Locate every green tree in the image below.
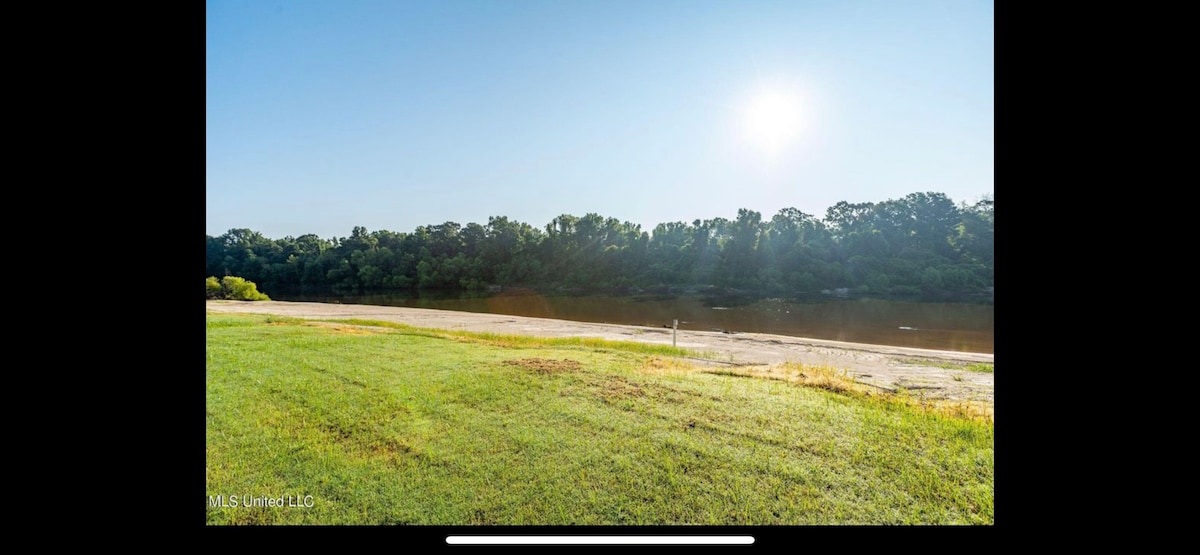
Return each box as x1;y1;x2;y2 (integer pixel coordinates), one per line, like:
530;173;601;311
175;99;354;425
202;191;991;298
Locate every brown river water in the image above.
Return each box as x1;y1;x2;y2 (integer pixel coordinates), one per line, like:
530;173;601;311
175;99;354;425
275;291;994;354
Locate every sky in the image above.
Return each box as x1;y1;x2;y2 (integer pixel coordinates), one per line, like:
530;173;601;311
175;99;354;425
206;0;993;240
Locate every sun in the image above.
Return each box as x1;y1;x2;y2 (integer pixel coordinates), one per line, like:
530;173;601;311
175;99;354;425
741;89;805;156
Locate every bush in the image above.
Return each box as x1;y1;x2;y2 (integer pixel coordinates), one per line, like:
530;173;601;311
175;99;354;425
206;275;270;301
206;276;223;299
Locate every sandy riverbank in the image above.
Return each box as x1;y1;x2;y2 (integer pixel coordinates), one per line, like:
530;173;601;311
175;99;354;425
206;300;993;403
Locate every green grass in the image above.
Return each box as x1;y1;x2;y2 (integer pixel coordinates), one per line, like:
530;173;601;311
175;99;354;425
328;317;697;357
206;313;993;525
900;358;994;373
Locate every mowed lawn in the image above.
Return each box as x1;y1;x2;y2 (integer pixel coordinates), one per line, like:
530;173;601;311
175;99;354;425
205;313;993;525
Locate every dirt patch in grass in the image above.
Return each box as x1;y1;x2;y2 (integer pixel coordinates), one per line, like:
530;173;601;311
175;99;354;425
599;376;647;401
638;355;698;376
320;325;380;335
503;357;582;374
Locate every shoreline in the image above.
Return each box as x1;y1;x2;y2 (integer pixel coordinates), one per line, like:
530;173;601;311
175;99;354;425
206;300;993;403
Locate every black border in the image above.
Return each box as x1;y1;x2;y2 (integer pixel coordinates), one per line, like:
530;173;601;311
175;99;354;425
203;524;994;544
200;0;1010;543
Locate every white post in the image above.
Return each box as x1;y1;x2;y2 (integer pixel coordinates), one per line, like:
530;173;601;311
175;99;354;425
673;319;678;347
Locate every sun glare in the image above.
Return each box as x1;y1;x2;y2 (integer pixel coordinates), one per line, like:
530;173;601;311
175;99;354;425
741;89;805;156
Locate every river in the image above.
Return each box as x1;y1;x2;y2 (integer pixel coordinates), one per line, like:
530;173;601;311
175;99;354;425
273;290;994;354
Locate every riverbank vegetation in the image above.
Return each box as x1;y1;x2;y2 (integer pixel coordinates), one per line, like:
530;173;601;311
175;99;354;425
206;275;270;301
205;191;993;301
206;312;993;525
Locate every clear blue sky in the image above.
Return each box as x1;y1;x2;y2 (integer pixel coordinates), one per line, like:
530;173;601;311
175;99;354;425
207;0;993;240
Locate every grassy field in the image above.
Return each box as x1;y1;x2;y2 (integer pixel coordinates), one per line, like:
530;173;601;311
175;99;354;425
206;313;993;525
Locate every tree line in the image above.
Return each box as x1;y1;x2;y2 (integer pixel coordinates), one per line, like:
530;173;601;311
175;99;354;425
205;191;993;300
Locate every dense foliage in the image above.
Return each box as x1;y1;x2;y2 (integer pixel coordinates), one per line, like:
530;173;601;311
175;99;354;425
205;192;992;299
206;275;271;301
